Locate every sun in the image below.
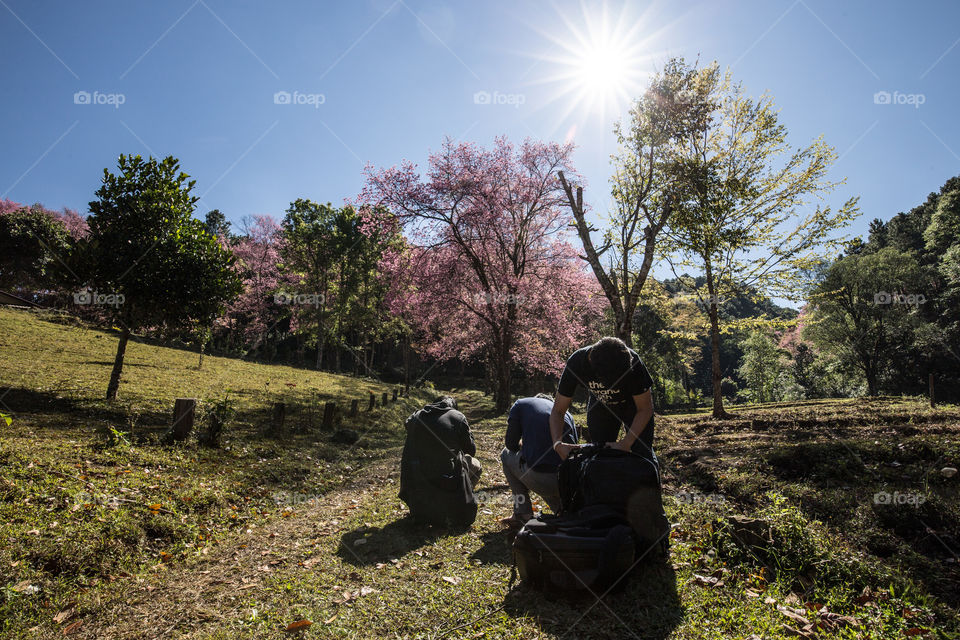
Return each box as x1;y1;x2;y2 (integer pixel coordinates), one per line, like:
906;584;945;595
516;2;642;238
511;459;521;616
533;3;661;124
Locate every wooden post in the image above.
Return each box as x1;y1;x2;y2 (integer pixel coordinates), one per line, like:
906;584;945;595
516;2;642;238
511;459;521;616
271;402;286;437
349;398;359;417
930;373;936;408
322;401;337;430
403;384;409;397
392;388;398;402
368;391;376;411
171;398;196;441
382;391;388;407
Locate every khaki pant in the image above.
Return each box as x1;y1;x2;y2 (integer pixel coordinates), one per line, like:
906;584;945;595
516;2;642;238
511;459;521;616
500;448;562;517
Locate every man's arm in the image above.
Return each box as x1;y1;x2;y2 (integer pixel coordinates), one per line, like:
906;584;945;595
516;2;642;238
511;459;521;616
550;394;578;460
457;412;477;456
504;402;521;451
608;390;653;451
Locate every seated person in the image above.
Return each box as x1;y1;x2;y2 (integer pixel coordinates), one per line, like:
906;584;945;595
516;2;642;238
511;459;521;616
399;397;481;526
500;393;577;526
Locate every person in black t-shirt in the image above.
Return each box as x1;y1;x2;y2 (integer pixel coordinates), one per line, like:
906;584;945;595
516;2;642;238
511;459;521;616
549;336;657;463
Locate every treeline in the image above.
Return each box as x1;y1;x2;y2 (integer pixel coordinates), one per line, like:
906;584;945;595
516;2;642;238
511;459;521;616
3;56;957;410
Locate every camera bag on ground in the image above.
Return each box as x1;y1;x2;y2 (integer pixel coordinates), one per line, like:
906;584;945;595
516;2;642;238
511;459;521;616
512;504;636;592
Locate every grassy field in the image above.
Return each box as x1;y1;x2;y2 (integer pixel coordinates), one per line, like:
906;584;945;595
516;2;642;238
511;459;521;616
1;307;959;639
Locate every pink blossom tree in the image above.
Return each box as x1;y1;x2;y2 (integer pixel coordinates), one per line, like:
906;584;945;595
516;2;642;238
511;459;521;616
218;215;292;354
363;137;604;410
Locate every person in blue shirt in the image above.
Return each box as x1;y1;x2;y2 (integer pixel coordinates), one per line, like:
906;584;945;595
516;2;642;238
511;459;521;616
500;393;577;526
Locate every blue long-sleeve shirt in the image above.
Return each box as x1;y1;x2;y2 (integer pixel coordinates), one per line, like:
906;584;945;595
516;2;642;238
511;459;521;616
505;397;577;471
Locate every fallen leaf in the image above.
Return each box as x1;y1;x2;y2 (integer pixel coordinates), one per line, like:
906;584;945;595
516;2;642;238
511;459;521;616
63;620;83;635
53;608;75;624
442;576;462;585
285;619;312;632
324;615;337;624
777;605;811;627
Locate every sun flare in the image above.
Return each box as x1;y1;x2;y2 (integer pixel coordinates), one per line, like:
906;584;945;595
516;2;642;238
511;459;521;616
533;3;661;125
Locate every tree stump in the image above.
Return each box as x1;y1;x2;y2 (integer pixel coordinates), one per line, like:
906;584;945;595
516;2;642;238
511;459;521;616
171;398;196;442
322;401;337;431
392;388;398;402
349;398;359;417
382;391;388;407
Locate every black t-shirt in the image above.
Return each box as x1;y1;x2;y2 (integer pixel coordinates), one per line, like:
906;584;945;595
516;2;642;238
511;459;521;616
556;346;656;455
557;346;653;413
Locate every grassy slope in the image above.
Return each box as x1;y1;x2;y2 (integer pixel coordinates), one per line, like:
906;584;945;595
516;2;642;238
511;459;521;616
1;308;959;638
0;308;427;636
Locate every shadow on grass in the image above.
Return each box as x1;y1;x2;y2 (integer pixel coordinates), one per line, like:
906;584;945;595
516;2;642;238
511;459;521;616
336;517;468;566
503;559;682;640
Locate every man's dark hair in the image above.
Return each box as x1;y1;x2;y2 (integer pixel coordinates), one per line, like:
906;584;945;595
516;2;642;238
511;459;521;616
588;336;632;385
535;392;553;401
438;396;458;409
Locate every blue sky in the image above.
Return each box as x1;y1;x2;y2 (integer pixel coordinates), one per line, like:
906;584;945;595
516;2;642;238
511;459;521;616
2;0;958;247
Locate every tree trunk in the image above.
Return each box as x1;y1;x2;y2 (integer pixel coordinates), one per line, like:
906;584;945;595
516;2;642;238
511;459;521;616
865;365;877;397
708;304;727;418
106;327;130;400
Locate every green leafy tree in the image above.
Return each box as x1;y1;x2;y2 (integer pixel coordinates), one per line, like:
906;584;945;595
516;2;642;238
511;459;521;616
663;68;859;417
77;154;242;399
280;199;343;369
805;247;926;396
0;205;71;293
559;58;718;345
204;209;232;241
736;329;785;403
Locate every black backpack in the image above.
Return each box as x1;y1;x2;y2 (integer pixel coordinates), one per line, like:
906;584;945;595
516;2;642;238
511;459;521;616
399;448;477;528
512;504;636;592
558;444;669;551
